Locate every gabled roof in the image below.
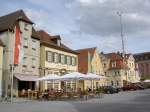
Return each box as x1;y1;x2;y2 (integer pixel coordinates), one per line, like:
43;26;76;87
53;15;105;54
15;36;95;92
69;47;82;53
76;47;96;56
134;52;150;61
105;53;123;61
0;9;33;32
37;30;78;54
103;52;129;70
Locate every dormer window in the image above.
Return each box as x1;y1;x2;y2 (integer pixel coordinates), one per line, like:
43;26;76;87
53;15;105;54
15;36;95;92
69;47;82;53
57;39;61;46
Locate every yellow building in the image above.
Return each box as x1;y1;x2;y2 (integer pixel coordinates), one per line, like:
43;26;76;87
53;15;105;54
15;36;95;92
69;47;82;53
0;40;4;97
77;47;105;90
100;52;140;87
125;54;140;82
38;30;78;90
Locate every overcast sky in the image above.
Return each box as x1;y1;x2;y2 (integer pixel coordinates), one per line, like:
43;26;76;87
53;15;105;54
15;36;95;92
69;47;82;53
0;0;150;53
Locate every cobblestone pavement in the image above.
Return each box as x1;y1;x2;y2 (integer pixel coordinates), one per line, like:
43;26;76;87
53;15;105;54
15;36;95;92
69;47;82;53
0;89;150;112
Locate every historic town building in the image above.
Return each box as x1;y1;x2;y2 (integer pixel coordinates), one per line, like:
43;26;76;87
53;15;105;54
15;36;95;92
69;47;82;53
100;52;139;87
134;52;150;80
0;10;40;96
0;40;4;97
77;47;105;90
37;30;78;90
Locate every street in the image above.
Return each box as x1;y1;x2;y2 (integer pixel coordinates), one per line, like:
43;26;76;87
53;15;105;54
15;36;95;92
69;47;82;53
0;89;150;112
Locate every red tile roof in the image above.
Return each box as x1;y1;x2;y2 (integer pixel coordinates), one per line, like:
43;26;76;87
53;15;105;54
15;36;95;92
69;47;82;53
37;30;78;54
76;47;96;74
104;53;129;70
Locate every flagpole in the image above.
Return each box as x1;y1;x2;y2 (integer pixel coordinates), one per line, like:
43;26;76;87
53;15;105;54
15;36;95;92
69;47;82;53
10;65;14;103
10;24;16;103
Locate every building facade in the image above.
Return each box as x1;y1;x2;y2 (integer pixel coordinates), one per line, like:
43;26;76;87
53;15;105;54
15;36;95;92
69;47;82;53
134;52;150;80
100;52;139;87
0;10;40;96
77;47;105;90
0;40;4;97
38;30;78;90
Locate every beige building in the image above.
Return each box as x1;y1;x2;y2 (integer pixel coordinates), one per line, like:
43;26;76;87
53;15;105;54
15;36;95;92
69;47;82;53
0;40;4;97
77;47;105;90
125;54;140;82
38;30;78;90
0;10;40;96
100;52;140;87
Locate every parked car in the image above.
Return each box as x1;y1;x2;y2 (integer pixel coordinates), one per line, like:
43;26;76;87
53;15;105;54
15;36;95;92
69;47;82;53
136;85;145;90
104;86;119;94
122;85;137;91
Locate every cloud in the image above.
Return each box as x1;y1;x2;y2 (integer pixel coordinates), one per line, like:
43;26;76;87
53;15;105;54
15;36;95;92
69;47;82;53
1;0;149;53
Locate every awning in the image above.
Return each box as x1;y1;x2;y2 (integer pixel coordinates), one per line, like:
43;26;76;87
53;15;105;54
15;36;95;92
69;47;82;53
14;74;39;81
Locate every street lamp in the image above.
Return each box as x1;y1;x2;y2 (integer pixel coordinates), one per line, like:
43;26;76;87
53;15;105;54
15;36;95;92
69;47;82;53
117;11;128;85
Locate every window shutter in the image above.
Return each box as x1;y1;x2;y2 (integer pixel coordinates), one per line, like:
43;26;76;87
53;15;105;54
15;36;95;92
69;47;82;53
46;51;48;61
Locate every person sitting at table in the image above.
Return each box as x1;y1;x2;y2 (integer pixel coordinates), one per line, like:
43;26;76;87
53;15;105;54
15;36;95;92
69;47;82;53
43;89;49;100
88;88;92;92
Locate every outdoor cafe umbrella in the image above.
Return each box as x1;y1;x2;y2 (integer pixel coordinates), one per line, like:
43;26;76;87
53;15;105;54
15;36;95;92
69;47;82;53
131;80;141;83
37;74;61;81
143;79;150;83
60;72;86;81
60;72;86;89
37;74;61;89
86;73;104;90
86;73;103;80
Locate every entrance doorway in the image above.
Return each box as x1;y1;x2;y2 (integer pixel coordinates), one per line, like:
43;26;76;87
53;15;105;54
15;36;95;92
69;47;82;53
18;81;35;91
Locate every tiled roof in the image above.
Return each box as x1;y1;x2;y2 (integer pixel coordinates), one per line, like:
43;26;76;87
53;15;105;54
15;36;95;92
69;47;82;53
134;52;150;61
0;10;40;40
0;9;33;32
37;30;78;54
104;53;128;70
76;47;96;56
76;47;96;74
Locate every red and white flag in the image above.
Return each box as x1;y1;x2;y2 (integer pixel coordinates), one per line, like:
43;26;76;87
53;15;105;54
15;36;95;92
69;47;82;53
14;22;21;65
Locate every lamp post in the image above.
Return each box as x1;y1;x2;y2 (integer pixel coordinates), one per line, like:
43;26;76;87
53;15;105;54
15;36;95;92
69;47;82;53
117;11;128;85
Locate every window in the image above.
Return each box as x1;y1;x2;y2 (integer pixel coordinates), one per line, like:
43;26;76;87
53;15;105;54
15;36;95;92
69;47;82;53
24;38;28;48
71;57;76;66
54;53;59;63
32;58;36;68
103;63;106;68
112;61;116;67
23;57;27;67
24;23;29;31
32;39;36;50
64;55;67;64
61;54;65;64
58;54;61;63
116;80;119;86
46;51;54;62
67;56;71;65
111;81;114;86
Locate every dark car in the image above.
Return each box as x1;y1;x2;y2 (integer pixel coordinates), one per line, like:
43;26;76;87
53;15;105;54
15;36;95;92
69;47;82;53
104;86;119;94
136;85;145;90
122;85;137;91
